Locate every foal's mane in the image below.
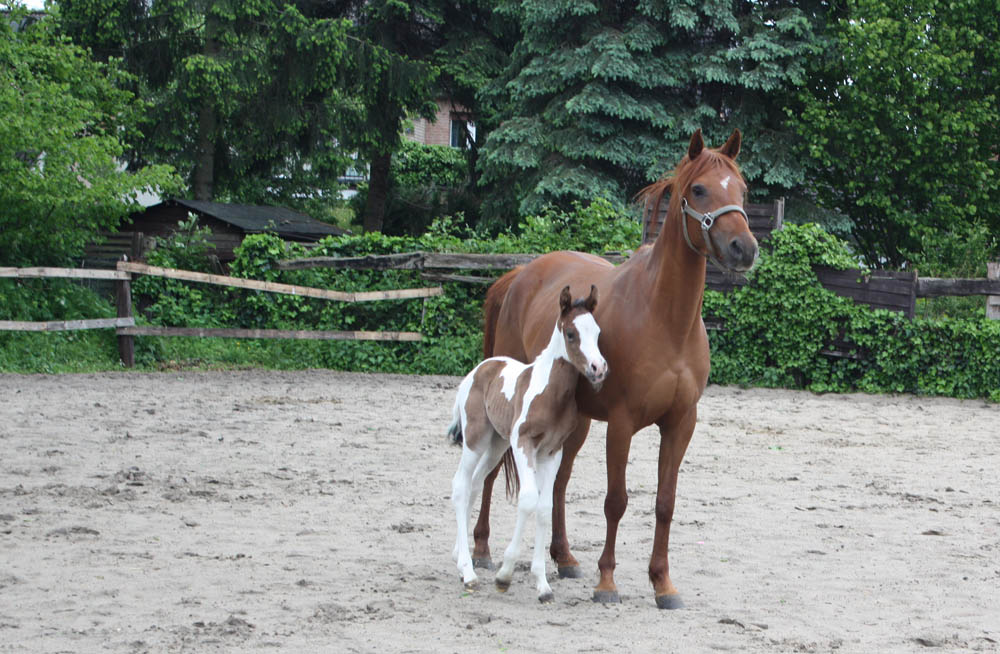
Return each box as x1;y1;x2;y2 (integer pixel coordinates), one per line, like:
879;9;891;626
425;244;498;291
635;147;744;232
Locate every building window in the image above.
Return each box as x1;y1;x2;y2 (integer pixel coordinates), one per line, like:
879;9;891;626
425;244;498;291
450;119;469;149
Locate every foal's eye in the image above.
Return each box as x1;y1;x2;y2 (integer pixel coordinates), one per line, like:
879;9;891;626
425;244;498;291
567;332;576;341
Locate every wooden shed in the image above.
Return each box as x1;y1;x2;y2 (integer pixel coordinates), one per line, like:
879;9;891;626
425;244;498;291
84;199;347;267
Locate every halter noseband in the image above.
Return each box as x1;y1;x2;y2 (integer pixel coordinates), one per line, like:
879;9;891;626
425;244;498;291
680;197;749;270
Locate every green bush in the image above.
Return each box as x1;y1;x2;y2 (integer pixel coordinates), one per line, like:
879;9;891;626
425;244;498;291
707;224;1000;401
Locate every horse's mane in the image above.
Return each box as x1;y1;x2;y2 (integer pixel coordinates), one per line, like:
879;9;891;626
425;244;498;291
635;148;744;231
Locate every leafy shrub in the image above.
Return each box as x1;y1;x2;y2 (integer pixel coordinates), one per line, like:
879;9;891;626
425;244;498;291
707;224;1000;400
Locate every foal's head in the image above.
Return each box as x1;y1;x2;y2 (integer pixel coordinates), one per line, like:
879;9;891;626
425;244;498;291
557;285;608;389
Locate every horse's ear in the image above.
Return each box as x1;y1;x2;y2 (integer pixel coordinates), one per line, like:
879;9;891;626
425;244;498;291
559;285;572;315
687;129;705;160
719;128;741;159
585;285;598;312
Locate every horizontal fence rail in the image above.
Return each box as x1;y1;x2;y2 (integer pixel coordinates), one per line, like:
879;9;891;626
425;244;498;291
2;262;442;366
117;326;421;342
0;317;136;332
118;261;443;302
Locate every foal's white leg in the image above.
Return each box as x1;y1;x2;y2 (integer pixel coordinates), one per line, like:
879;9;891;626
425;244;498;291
453;433;507;589
452;442;484;588
495;444;538;592
531;449;563;603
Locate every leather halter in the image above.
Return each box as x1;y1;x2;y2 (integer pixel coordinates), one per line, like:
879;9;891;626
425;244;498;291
681;197;749;271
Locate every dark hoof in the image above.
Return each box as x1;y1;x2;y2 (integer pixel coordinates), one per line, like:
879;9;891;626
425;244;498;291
592;589;621;604
538;591;554;604
495;578;511;593
557;565;583;579
472;557;494;570
655;593;685;610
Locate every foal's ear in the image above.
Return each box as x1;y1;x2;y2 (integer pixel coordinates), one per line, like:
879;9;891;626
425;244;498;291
687;129;705;160
559;285;572;315
584;284;598;313
719;128;741;159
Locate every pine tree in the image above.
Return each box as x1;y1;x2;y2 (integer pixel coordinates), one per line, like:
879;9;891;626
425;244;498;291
478;0;822;219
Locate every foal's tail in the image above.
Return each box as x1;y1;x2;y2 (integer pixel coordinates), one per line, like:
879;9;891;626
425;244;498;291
482;268;522;499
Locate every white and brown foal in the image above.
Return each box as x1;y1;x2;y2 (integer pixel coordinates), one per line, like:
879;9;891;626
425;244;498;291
449;285;608;602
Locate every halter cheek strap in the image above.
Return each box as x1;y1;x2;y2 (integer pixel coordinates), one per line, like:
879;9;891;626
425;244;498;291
680;197;749;270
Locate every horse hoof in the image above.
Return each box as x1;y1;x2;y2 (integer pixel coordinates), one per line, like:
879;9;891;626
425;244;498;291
538;591;554;604
463;579;480;592
472;557;494;570
592;589;621;604
557;565;583;579
495;578;511;593
655;593;684;610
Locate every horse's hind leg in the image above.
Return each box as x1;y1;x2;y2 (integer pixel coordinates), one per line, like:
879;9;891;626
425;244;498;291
550;417;590;578
531;449;563;603
472;461;501;569
452;442;484;589
495;446;537;593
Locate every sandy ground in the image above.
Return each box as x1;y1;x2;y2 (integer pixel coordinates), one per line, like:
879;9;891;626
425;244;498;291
0;369;998;653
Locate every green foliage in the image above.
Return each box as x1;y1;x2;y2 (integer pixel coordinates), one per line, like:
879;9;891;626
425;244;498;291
707;224;1000;400
792;0;1000;267
0;8;179;266
352;142;475;235
0;277;119;373
479;0;822;220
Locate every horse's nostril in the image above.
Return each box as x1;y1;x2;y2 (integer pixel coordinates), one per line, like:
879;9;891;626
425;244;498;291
729;238;743;258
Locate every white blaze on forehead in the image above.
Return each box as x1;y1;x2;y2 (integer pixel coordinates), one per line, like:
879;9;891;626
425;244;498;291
720;175;732;190
572;313;603;366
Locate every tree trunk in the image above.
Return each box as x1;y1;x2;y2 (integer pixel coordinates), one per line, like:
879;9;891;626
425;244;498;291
363;151;392;233
192;11;219;201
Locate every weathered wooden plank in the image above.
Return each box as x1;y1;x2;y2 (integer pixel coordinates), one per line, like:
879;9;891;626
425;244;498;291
987;263;1000;320
117;261;443;302
276;251;627;272
277;252;425;271
915;277;1000;298
116;326;422;341
0;267;131;280
0;317;136;332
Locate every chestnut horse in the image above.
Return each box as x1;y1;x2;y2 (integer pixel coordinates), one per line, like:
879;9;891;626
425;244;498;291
475;129;758;609
450;286;607;603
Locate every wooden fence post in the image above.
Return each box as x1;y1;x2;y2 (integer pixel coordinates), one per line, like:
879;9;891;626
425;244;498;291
116;257;135;367
987;262;1000;320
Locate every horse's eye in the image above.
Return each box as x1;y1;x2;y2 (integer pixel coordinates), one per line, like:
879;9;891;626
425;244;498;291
567;332;576;341
692;185;707;198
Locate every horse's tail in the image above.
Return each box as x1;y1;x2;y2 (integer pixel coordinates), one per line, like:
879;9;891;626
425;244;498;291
501;448;518;500
447;394;463;445
483;266;521;358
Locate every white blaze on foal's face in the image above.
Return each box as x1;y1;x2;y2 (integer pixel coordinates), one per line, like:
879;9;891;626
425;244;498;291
557;285;608;387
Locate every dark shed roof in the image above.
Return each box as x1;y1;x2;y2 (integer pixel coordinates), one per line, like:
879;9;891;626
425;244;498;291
173;199;346;240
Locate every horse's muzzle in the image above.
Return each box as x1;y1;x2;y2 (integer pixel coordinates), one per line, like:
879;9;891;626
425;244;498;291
586;360;609;389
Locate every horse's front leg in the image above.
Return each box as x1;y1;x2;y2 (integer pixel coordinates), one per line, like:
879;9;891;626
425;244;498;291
593;416;636;603
649;407;697;609
531;449;563;603
549;416;590;578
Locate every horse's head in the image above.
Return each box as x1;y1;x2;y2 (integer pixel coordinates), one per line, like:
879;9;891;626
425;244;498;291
675;129;758;272
558;285;608;389
641;129;759;273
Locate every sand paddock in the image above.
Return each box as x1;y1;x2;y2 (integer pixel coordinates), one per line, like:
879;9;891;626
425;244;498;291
1;370;998;653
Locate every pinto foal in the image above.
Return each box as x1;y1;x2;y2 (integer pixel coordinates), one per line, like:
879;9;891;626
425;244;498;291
449;285;608;602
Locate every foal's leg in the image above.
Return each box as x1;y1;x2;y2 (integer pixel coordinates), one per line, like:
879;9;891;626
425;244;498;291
531;449;563;603
495;443;538;593
453;432;508;589
648;408;696;609
452;441;486;589
550;417;590;578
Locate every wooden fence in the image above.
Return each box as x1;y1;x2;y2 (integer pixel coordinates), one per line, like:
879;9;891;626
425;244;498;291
1;262;443;367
